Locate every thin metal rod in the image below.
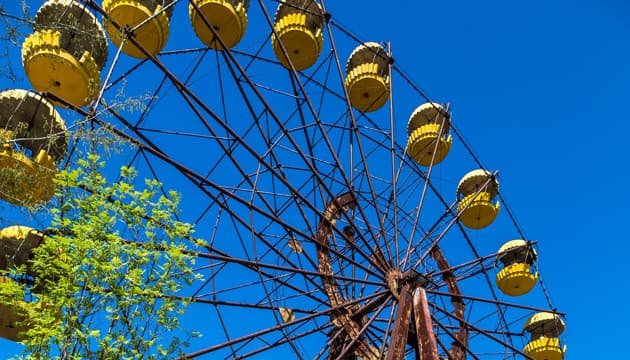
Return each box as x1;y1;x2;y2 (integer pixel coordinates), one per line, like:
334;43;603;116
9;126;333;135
430;303;535;360
163;294;317;315
425;289;564;316
237;322;335;359
183;290;388;358
431;315;480;360
424;243;537;280
413;171;499;268
331;295;391;360
385;42;400;267
401;104;451;269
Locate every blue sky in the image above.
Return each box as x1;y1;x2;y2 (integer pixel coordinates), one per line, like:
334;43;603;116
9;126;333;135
1;0;628;358
376;1;627;358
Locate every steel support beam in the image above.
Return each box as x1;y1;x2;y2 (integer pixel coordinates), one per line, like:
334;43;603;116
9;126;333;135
386;283;413;360
414;288;439;360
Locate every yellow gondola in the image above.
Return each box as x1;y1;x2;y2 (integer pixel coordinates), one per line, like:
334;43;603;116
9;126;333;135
22;0;108;108
189;0;249;50
523;312;566;360
272;0;324;71
406;102;452;166
0;226;45;341
0;225;58;294
103;0;175;58
0;226;63;342
345;42;390;112
0;276;30;342
495;240;538;296
0;226;45;272
0;90;67;205
456;169;500;229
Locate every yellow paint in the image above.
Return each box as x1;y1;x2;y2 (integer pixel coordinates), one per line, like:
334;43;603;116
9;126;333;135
22;30;101;108
457;192;500;229
0;277;29;342
0;138;57;206
498;239;530;254
496;263;538;296
0;226;44;273
272;13;323;71
524;337;565;360
0;225;42;242
406;123;452;166
345;63;389;112
0;274;60;342
190;0;248;50
103;0;170;58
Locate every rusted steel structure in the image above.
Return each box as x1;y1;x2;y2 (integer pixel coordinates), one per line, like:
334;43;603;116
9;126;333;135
0;0;566;358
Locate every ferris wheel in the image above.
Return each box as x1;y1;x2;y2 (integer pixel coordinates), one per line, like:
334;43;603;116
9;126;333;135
0;0;567;359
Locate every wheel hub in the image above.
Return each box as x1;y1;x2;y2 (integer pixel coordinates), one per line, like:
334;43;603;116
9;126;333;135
387;269;426;300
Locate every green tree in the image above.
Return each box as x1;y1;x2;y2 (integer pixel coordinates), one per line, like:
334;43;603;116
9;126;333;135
0;154;202;359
